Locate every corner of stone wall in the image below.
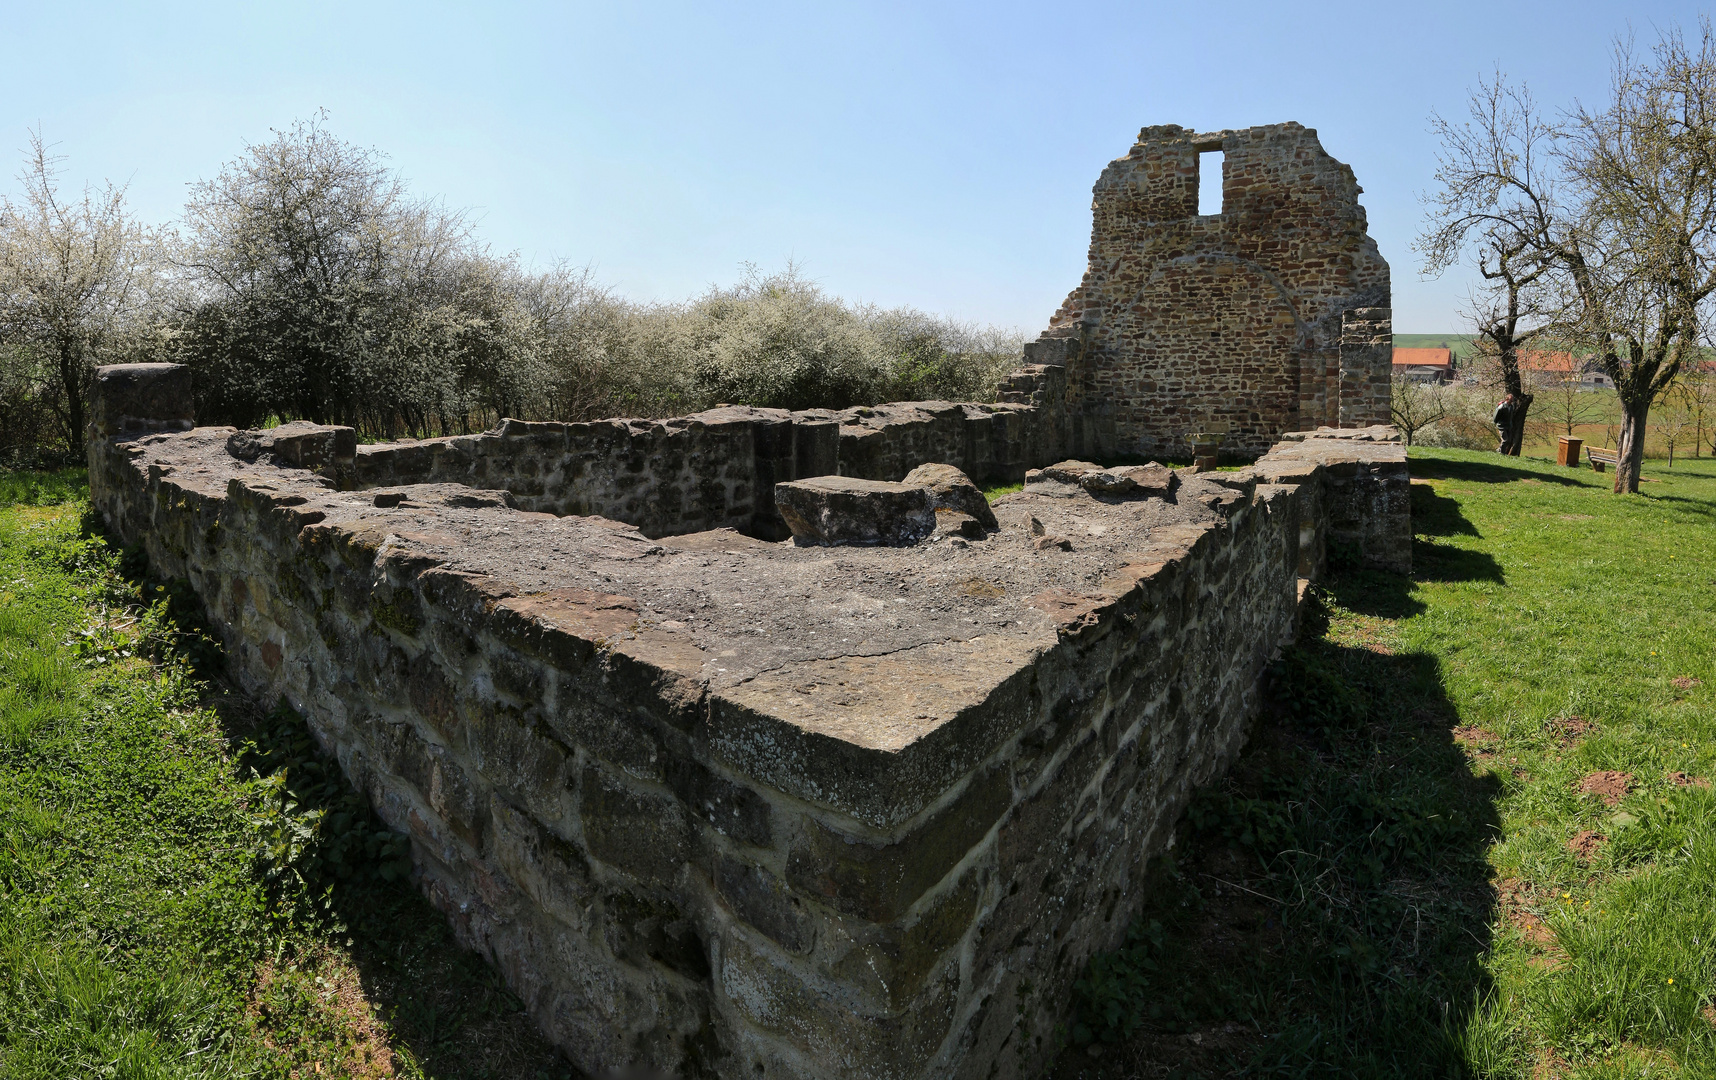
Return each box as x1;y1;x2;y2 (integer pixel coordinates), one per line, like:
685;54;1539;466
87;363;195;442
1338;308;1393;429
1254;426;1410;577
86;363;196;507
997;350;1070;466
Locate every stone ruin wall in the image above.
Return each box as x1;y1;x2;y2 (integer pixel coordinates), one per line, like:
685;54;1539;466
86;362;1408;1080
1033;122;1394;460
348;367;1070;542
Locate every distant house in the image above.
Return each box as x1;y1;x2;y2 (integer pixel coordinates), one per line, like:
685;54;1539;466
1393;347;1453;384
1519;350;1576;381
1578;357;1613;389
1520;350;1619;390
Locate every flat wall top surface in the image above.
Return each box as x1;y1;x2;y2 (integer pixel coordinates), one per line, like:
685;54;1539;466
122;426;1248;825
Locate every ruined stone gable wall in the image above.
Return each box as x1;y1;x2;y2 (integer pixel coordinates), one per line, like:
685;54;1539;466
1037;123;1392;460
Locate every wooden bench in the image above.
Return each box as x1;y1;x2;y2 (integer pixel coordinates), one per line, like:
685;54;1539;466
1586;446;1619;472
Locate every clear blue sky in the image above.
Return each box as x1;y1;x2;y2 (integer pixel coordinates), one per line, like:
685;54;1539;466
5;1;1707;333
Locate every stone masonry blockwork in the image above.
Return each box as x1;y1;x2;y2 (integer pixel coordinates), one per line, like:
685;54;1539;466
1037;122;1393;460
87;360;1408;1079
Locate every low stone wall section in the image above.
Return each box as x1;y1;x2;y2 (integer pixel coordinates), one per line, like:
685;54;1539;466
86;365;1410;1080
1251;425;1410;575
350;393;1068;541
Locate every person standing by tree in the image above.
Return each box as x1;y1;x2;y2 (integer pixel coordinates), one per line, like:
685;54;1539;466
1493;391;1523;454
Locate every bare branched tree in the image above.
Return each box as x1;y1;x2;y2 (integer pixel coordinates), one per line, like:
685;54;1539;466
1555;24;1716;491
1420;75;1562;455
1532;365;1604;439
1658;381;1697;465
0;130;154;449
1679;361;1716;453
1423;26;1716;492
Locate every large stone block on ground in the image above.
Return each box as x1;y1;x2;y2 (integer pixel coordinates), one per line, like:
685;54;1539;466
227;421;358;472
1025;459;1174;500
774;476;936;547
901;463;997;531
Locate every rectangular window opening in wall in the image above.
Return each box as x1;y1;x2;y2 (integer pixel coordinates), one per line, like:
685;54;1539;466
1198;150;1224;216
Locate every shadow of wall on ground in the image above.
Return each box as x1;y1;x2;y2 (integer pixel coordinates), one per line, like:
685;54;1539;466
1408;480;1506;589
1049;574;1501;1080
1408;456;1585;488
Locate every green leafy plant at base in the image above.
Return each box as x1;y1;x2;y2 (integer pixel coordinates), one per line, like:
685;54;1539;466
247;701;417;920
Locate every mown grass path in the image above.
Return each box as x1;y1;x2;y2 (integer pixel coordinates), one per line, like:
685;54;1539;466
1055;449;1716;1079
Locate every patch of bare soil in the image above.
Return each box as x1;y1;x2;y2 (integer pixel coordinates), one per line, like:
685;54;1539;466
250;951;399;1079
1453;725;1499;759
1548;715;1596;747
1668;771;1712;789
1672;675;1703;691
1497;878;1554;945
1577;770;1633;806
1530;1046;1570;1079
1557;514;1594;521
1567;830;1607;862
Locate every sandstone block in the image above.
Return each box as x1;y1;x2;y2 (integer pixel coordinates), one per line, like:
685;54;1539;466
1026;459;1173;501
488;795;596;931
88;363;193;437
716;855;816;954
827;870;980;1010
227;420;357;472
774;476;935;547
580;764;690;887
719;932;959;1077
785;766;1011;923
901;463;998;531
934;510;988;540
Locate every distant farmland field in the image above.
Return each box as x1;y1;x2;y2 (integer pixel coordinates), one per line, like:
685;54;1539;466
1394;332;1481;362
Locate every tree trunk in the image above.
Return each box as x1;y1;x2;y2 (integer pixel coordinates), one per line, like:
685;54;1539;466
1613;400;1649;493
59;347;85;456
1502;393;1533;455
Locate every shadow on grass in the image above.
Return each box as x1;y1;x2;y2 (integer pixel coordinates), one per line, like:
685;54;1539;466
1649;493;1716;520
237;703;576;1080
1413;539;1506;586
97;519;576;1080
1052;581;1503;1080
1410;483;1480;538
1409;455;1586;487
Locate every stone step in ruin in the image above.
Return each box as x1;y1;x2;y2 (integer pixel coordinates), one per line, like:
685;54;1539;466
82;121;1409;1080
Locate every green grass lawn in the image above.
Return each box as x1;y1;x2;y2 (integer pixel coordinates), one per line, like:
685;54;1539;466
6;451;1716;1078
0;477;569;1078
1053;448;1716;1079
